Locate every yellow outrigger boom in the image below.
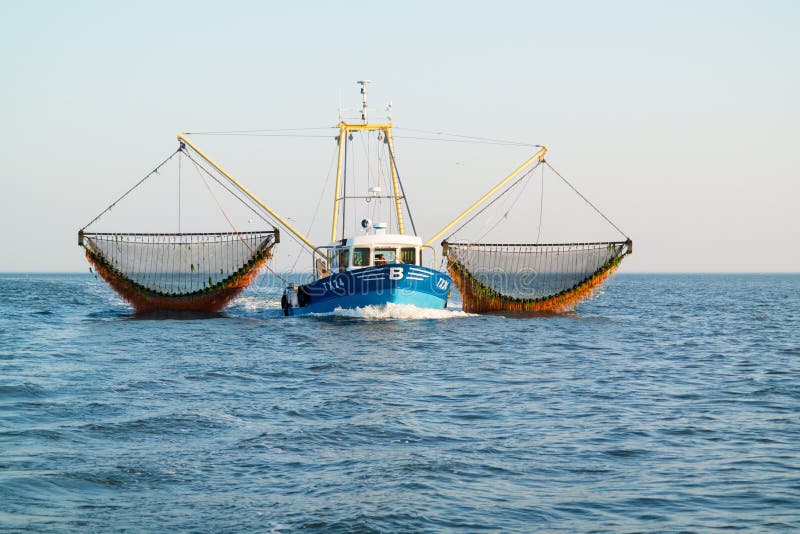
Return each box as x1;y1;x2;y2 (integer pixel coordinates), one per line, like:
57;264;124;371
423;146;548;248
177;133;322;256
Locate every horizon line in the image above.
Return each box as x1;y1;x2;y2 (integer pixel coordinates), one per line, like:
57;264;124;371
1;271;799;275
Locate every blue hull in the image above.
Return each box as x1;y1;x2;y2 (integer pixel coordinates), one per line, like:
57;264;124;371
283;264;451;316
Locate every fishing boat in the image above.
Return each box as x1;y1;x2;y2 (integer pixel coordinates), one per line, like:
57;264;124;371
280;227;451;316
278;81;452;315
78;81;632;315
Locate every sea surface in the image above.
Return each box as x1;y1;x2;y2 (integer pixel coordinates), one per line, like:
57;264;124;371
1;273;799;532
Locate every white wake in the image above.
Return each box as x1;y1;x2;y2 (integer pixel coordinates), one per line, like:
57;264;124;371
312;303;474;320
230;295;282;312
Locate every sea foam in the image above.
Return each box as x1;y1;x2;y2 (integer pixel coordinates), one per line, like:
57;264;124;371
312;302;474;320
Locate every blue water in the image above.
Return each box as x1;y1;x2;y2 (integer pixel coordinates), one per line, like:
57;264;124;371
1;273;799;531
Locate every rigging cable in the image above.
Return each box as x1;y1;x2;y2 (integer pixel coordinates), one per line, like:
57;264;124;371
392;135;537;147
394;127;540;147
178;151;182;233
185;127;538;146
184;127;336;135
476;163;536;242
384;138;418;236
182;150;312;285
536;163;544;244
182;152;291;286
81;148;181;231
290;144;339;273
443;161;542;243
179;133;334;139
544;161;629;239
185;154;254;254
342;132;349;240
181;151;274;229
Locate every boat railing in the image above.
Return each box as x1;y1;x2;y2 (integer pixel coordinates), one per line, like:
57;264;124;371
421;245;438;270
312;245;335;280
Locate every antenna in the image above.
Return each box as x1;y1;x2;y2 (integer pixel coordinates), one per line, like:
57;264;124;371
357;80;370;124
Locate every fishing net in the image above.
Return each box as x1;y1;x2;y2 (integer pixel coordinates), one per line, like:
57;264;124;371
80;231;277;313
445;240;631;313
78;143;288;313
439;156;632;314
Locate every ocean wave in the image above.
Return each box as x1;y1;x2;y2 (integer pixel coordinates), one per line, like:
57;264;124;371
5;273;800;532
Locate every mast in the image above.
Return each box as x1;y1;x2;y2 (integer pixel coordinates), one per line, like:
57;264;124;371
358;79;370;124
330;123;347;242
330;80;406;241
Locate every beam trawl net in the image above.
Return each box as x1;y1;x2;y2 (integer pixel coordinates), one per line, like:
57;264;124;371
445;240;631;314
80;231;277;312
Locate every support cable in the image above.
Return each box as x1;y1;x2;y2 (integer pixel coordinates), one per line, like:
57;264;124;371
394;127;539;147
291;146;339;273
180;153;305;285
536;163;544;243
341;134;349;240
182;151;275;229
81;149;181;231
384;138;418;236
178;152;182;233
182;151;302;284
185;155;254;254
443;161;541;243
184;127;335;135
475;164;535;242
544;161;629;239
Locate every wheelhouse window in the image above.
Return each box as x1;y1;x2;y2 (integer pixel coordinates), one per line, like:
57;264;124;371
352;248;370;267
400;247;416;265
374;249;397;265
337;248;349;272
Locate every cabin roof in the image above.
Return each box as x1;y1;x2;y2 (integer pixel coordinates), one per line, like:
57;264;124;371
332;234;423;248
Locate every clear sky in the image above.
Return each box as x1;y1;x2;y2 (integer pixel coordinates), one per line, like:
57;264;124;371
1;0;798;272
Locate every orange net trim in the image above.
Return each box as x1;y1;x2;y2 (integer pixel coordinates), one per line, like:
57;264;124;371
85;245;274;313
449;255;625;314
